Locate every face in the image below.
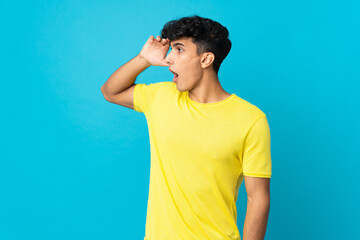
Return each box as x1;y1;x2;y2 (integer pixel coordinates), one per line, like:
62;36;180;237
165;37;208;92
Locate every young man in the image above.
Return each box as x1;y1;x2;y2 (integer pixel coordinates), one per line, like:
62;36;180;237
101;15;272;240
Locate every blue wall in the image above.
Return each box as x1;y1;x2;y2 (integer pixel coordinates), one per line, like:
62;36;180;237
1;0;359;239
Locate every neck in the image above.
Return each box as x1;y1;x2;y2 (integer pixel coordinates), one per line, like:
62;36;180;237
188;70;231;104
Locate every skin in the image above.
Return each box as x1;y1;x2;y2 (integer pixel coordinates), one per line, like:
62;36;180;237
165;36;232;103
139;35;271;239
243;176;270;240
140;35;231;104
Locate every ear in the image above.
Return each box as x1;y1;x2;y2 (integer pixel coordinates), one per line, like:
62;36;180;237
200;52;215;69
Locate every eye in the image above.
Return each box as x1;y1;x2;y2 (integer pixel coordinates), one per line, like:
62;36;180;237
169;47;183;52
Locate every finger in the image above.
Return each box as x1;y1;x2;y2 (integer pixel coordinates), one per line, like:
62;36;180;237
149;35;154;42
156;35;161;41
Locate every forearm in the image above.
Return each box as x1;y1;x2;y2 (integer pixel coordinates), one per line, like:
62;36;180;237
243;197;270;240
101;54;151;96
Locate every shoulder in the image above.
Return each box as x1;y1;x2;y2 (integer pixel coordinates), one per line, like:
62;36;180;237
156;81;178;96
137;81;172;88
161;81;177;90
150;81;175;91
232;95;267;120
135;81;173;94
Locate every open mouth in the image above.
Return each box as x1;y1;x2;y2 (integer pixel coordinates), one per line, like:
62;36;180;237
173;73;178;82
169;69;179;82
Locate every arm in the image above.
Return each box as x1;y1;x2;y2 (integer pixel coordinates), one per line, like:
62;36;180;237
101;35;170;98
243;176;270;240
101;54;151;97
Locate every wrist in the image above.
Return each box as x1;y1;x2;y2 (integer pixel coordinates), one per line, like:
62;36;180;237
137;54;152;68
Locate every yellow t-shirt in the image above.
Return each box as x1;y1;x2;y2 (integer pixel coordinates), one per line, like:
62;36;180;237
133;81;272;240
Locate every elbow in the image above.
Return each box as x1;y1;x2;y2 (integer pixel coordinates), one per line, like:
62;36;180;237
101;85;106;97
101;85;111;102
101;85;106;93
247;196;270;215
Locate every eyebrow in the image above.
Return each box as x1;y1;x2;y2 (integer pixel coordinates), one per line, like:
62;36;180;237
171;42;185;48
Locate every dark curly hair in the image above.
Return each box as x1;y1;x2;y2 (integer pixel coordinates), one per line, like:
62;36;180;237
160;15;232;74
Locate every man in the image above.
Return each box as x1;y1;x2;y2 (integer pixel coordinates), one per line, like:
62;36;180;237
101;15;272;240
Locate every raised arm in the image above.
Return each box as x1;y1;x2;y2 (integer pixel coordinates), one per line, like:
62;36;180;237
101;35;170;109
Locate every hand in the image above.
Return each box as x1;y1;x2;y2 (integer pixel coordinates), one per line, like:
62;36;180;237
139;35;170;67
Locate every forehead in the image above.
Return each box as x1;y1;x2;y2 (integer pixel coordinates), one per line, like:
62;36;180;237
170;37;195;48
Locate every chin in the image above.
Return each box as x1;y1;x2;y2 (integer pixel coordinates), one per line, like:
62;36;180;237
176;85;187;92
177;81;195;92
176;86;184;92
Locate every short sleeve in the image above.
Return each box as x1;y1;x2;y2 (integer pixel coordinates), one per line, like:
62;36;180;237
133;82;165;114
242;114;272;178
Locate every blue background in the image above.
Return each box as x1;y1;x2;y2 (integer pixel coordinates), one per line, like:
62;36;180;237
1;0;359;239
